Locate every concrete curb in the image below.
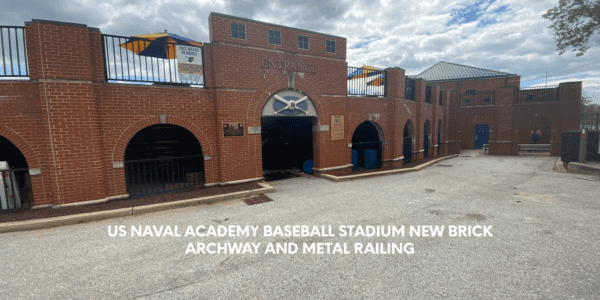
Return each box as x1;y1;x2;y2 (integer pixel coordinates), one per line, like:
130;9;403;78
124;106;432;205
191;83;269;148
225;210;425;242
0;183;275;234
321;155;459;182
567;162;600;177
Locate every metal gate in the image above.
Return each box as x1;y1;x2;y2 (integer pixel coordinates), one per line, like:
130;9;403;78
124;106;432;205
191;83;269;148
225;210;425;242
403;137;412;163
351;141;383;170
1;168;33;212
124;155;204;198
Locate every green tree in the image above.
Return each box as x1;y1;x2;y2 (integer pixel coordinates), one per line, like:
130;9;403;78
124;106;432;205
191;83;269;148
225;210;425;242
542;0;600;56
581;91;600;113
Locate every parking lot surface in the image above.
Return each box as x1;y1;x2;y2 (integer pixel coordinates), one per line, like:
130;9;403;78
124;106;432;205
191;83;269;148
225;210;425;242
1;154;599;299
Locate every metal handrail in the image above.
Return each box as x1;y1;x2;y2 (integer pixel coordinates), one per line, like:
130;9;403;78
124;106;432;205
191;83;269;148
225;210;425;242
0;26;29;77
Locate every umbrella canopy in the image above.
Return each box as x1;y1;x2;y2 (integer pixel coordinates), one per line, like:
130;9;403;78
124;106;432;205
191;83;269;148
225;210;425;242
347;65;383;80
120;32;202;59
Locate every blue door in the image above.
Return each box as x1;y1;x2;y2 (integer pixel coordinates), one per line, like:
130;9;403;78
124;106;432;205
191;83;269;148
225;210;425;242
474;124;489;149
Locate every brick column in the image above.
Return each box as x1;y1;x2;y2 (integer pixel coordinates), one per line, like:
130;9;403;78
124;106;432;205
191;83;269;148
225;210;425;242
431;85;440;157
28;20;107;204
414;79;426;160
385;67;404;168
489;86;518;155
550;129;561;156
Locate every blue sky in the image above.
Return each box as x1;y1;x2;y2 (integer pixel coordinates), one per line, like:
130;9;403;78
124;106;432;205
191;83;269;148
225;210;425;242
1;0;598;102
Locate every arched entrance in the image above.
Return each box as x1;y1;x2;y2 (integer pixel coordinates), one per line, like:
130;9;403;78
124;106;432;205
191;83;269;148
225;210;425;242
261;90;318;180
403;120;414;163
437;119;442;155
351;121;383;170
424;120;431;158
0;136;32;211
124;124;204;198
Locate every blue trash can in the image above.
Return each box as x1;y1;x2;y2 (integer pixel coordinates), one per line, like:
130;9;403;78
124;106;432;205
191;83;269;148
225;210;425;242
303;159;313;174
351;150;358;170
364;149;377;169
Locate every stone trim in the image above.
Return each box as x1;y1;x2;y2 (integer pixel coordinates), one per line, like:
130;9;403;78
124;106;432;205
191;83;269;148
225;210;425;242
313;164;353;171
220;177;263;186
52;194;129;209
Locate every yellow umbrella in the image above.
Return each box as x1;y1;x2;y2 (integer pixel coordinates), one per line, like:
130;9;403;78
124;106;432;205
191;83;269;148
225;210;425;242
120;32;202;59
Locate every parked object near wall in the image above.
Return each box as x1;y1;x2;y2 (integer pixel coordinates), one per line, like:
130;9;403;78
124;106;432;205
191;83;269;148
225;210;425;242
561;130;600;163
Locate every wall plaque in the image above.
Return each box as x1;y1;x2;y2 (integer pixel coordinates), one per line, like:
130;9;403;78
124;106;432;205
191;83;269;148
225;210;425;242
331;115;344;140
223;123;244;137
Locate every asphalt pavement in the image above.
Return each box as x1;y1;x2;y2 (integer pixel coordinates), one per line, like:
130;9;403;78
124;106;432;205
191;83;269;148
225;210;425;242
1;153;599;299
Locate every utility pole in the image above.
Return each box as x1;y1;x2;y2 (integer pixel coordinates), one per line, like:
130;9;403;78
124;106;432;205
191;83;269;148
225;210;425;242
545;71;548;87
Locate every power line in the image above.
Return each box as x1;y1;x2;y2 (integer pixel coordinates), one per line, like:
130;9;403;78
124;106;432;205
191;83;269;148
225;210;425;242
521;60;600;83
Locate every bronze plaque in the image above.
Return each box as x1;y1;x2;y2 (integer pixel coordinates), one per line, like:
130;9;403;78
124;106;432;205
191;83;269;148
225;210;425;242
223;122;245;137
331;115;344;140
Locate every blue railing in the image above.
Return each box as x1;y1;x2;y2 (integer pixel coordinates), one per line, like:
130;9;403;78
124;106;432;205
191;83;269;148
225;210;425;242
348;66;386;97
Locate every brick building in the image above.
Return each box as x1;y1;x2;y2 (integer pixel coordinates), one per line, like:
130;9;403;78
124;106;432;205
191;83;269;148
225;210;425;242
0;13;581;210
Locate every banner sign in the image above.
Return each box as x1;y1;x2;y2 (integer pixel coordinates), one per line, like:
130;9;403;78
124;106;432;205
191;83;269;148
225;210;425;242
177;45;204;84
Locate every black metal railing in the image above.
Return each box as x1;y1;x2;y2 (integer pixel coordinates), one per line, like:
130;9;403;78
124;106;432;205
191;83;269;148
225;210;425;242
425;85;432;104
405;77;415;100
102;34;204;85
518;86;559;103
347;66;386;97
124;155;205;198
459;91;495;106
0;26;29;77
351;141;383;170
1;168;33;212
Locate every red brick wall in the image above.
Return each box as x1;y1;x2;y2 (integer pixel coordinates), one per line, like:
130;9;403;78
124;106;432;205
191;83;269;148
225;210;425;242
0;15;580;208
209;13;346;61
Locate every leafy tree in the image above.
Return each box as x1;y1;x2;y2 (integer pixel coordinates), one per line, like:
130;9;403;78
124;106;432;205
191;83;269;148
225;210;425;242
581;91;600;113
542;0;600;56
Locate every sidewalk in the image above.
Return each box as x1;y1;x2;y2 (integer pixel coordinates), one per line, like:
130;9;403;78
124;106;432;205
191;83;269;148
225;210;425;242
0;182;274;233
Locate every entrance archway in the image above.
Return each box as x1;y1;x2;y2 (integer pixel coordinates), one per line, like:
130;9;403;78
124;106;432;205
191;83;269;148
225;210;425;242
124;124;204;198
0;136;32;211
261;90;318;180
351;121;383;170
424;120;431;158
403;120;414;163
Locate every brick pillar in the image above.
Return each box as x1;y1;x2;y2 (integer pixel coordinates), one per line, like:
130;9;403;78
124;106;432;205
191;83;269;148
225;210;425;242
414;79;426;160
558;82;582;103
490;86;518;155
385;67;404;168
441;90;449;154
431;85;440;157
28;20;107;204
550;129;561;156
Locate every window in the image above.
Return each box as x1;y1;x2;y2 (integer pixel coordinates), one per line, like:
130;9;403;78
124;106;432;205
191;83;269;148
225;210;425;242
326;40;336;53
527;94;534;101
465;98;471;104
231;23;246;40
298;35;309;49
439;91;443;105
465;90;477;95
269;30;281;45
484;97;491;104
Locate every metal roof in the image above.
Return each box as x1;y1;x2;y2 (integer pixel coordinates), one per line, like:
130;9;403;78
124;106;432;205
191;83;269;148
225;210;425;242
414;61;517;82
